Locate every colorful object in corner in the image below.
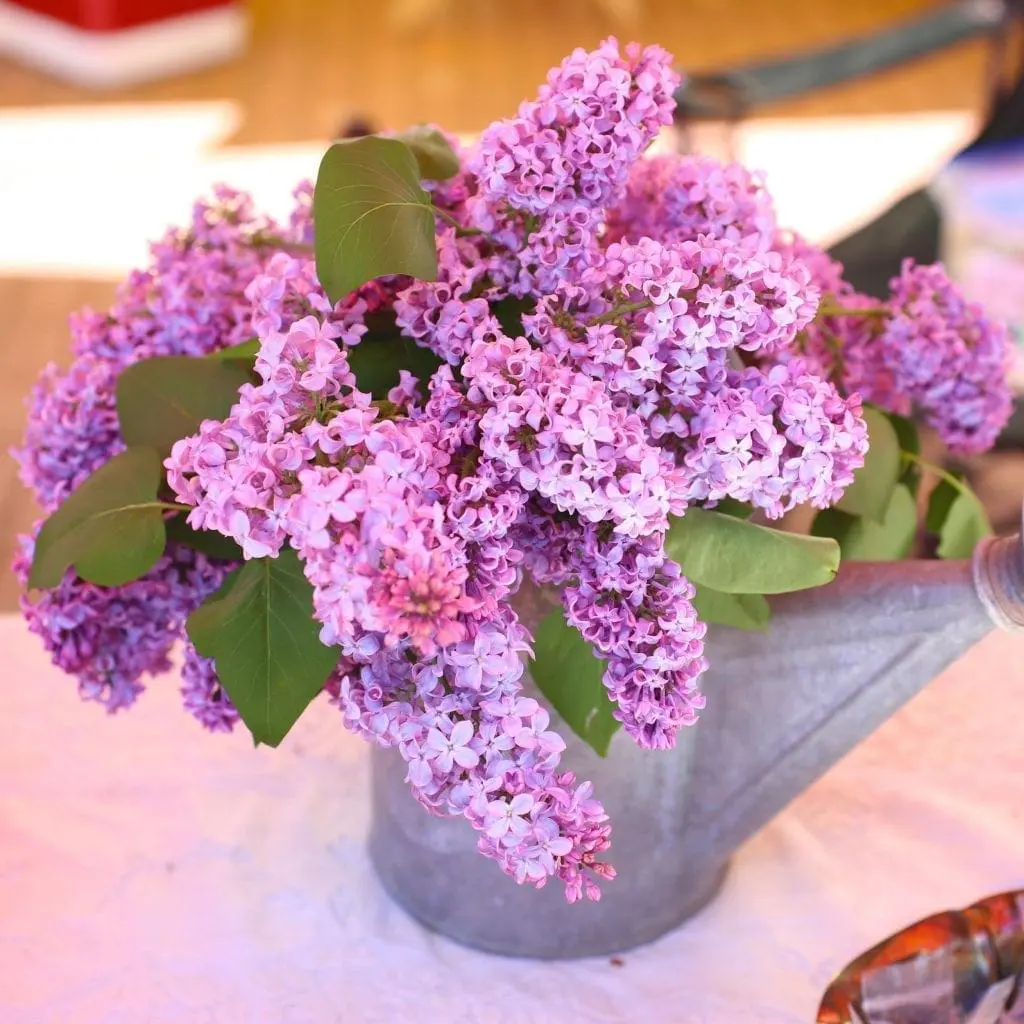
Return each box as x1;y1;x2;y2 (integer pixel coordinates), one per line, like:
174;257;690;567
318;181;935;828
818;889;1024;1022
14;39;1012;902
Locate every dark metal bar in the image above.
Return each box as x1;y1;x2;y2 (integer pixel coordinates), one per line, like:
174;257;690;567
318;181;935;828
674;0;1008;119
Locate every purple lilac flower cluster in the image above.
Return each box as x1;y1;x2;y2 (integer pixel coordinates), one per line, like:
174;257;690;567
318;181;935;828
606;152;776;249
467;38;680;295
12;185;310;723
779;259;1012;453
16;37;1013;900
683;361;869;514
16;186;304;513
607;151;1012;454
883;261;1012;451
338;605;614;901
14;538;232;715
181;646;240;733
561;529;707;748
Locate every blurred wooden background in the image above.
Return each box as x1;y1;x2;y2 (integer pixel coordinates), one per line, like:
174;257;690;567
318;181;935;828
0;0;1001;608
0;0;994;138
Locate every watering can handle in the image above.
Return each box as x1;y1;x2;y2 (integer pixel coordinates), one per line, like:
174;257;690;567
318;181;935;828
973;506;1024;633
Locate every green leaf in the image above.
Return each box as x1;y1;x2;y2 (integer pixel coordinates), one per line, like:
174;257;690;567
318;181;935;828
165;515;244;562
710;498;754;519
925;475;960;535
346;334;445;397
313;136;437;303
530;608;620;757
900;460;922;499
666;508;840;595
186;550;340;747
29;447;169;589
209;339;260;362
692;586;770;631
887;412;920;456
887;412;923;495
116;356;251;457
930;482;992;559
809;508;852;544
492;296;536;338
813;483;917;562
835;406;900;522
392;126;460;180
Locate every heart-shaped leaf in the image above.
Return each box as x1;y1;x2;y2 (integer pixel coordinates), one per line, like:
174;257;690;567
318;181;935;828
346;333;445;397
887;412;923;495
165;514;244;562
531;608;620;757
927;480;992;559
666;509;839;594
116;356;251;457
313;136;438;303
692;586;770;631
186;550;340;747
887;411;921;457
209;338;260;362
835;406;900;522
925;474;961;535
813;483;918;561
709;498;755;519
393;126;460;180
492;296;536;338
29;447;170;589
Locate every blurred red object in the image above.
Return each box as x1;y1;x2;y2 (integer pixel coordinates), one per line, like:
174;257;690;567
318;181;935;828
0;0;247;87
7;0;224;31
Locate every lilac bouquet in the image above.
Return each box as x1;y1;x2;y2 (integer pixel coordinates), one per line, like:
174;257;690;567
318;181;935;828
16;40;1012;903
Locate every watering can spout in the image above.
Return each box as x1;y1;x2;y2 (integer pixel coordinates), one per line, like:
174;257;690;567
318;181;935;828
687;511;1024;865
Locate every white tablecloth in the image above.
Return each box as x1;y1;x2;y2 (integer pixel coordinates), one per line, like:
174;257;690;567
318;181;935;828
2;614;1023;1023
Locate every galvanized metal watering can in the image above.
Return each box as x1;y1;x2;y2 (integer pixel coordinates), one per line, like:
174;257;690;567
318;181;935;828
369;521;1024;958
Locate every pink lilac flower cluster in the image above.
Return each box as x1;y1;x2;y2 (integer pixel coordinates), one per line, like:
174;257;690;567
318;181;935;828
468;39;680;295
167;275;615;896
16;37;1013;901
338;605;614;901
561;529;707;748
683;361;869;515
606;153;777;250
